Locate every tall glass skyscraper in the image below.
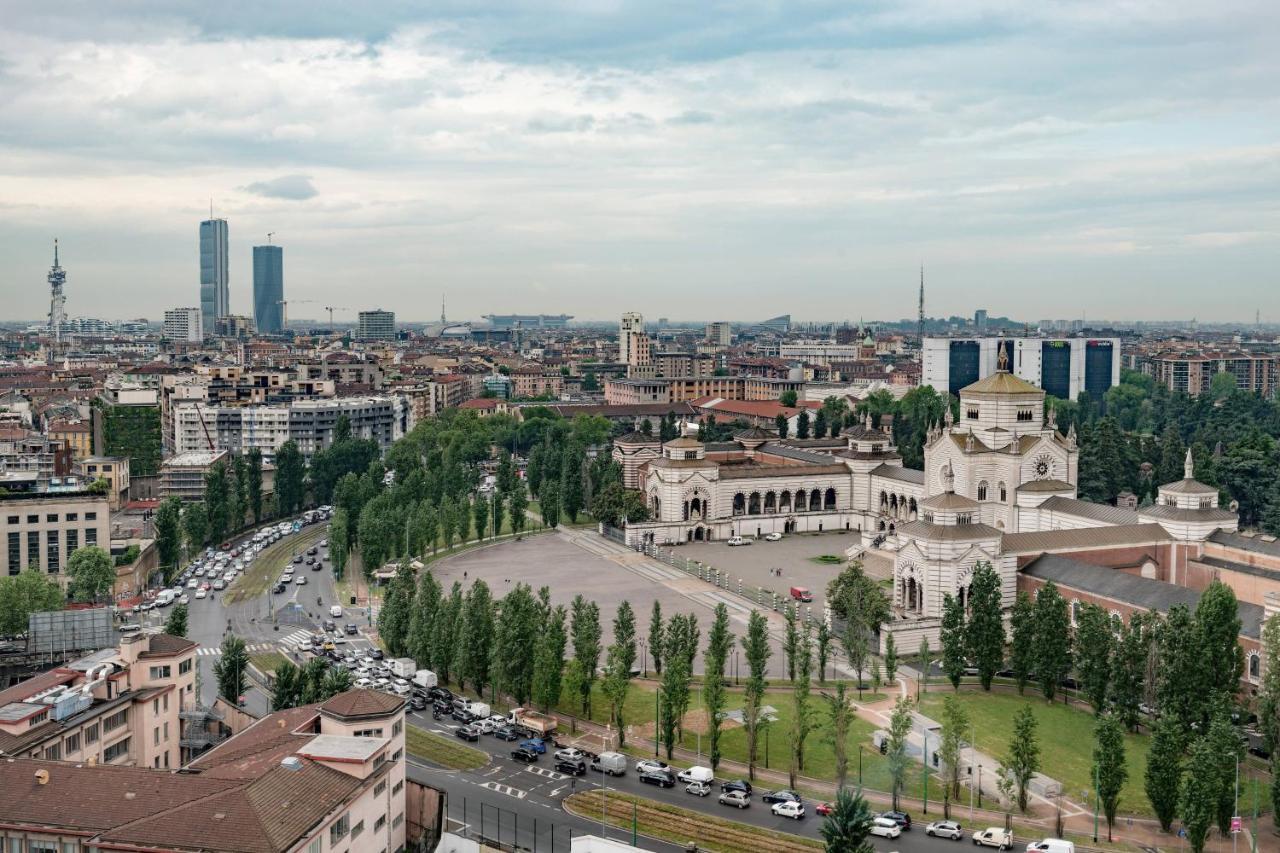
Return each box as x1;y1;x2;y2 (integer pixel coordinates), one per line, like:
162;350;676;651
253;245;284;334
199;218;229;333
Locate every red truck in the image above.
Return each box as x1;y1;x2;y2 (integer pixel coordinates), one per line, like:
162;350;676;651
790;586;813;602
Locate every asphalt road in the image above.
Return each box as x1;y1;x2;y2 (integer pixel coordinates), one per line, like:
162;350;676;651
405;707;967;853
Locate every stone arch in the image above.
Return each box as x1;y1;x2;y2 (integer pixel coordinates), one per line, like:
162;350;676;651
977;480;989;501
889;494;899;516
764;491;777;514
824;488;837;510
651;493;661;517
779;491;792;513
748;492;761;515
810;488;821;510
732;493;745;516
795;489;808;512
908;497;918;521
879;490;888;511
998;481;1007;503
1249;651;1262;681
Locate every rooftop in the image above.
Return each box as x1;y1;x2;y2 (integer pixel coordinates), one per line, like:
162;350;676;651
1002;522;1173;554
296;734;386;763
1037;495;1139;525
961;370;1044;396
318;687;405;720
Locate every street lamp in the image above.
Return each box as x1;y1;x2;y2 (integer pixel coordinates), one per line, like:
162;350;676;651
654;691;660;757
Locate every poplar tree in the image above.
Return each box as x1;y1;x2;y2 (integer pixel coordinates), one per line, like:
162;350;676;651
1032;581;1072;702
741;610;772;780
1144;715;1182;832
789;623;814;787
532;605;568;712
940;592;967;690
1074;603;1115;714
703;603;734;770
570;595;602;716
1007;704;1040;812
648;600;664;675
1009;590;1036;694
965;561;1004;689
1093;714;1128;840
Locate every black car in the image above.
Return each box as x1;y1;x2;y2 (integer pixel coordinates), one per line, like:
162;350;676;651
720;780;753;796
272;582;287;594
305;557;316;565
880;810;912;830
322;619;337;632
344;623;358;635
763;790;801;804
307;547;318;556
293;554;303;564
428;686;454;703
452;708;478;725
511;747;539;763
370;649;384;660
555;759;587;776
493;725;522;741
312;561;322;571
455;725;480;742
639;769;676;788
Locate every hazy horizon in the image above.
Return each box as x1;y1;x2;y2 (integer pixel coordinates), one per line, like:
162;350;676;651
2;2;1278;323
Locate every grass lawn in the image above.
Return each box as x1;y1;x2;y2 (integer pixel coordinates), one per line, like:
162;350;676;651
566;790;821;853
528;499;596;529
249;651;289;674
808;555;844;565
226;526;328;604
405;724;489;771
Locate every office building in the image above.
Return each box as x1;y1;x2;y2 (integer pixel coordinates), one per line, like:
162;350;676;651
162;308;203;344
620;312;649;368
922;336;1121;400
252;244;284;334
198;219;229;333
705;321;732;347
356;310;396;341
974;309;988;330
481;314;573;329
1;489;110;577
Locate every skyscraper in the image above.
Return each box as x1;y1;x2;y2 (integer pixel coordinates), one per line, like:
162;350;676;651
199;218;229;333
252;244;284;334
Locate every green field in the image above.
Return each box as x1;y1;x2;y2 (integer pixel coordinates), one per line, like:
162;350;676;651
249;651;289;674
405;724;490;771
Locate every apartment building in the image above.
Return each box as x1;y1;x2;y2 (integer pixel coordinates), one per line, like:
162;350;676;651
0;631;196;770
0;687;408;853
1;490;110;577
79;456;130;511
159;450;227;501
46;419;92;460
356;309;396;341
1143;349;1279;397
604;375;805;405
510;366;565;399
162;308;203;343
288;396;407;459
0;433;74;486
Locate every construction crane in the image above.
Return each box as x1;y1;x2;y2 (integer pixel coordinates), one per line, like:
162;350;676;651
277;298;315;331
324;306;349;332
267;231;276;244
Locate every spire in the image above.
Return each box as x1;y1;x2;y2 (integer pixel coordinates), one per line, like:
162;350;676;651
942;461;955;493
1184;447;1194;480
917;265;925;346
53;238;59;267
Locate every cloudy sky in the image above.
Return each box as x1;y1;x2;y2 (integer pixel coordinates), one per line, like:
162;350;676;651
1;1;1278;324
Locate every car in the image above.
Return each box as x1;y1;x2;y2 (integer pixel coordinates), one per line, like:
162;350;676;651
555;759;587;776
305;557;316;565
178;594;190;605
187;579;198;588
212;579;226;590
762;789;801;804
869;817;902;839
764;532;783;541
971;828;1013;850
319;539;328;547
451;707;477;724
273;582;287;594
409;695;427;711
720;779;753;796
353;677;373;688
880;810;912;830
473;717;497;734
518;738;546;754
493;725;522;741
322;619;337;632
685;781;712;797
635;759;669;775
927;820;964;840
815;802;834;817
195;589;207;599
772;800;805;820
455;725;481;742
726;536;751;546
511;747;539;763
344;623;358;635
307;547;318;556
293;554;303;563
295;575;307;585
311;561;322;571
639;769;675;788
370;649;384;660
554;747;586;763
717;789;750;809
428;686;453;703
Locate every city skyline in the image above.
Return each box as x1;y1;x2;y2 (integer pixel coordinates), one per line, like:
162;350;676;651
2;2;1278;323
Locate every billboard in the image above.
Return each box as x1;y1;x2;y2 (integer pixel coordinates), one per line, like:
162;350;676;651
28;608;117;655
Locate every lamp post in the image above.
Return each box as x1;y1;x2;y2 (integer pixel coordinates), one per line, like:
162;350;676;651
1092;761;1100;843
639;636;647;678
922;731;929;814
977;764;983;809
969;722;976;822
858;744;863;786
654;690;660;757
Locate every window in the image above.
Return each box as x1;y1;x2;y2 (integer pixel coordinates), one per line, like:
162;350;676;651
977;481;988;501
355;728;384;738
67;529;78;553
179;658;193;674
329;813;350;844
104;709;128;732
392;748;402;762
154;726;160;745
85;722;99;744
86;528;97;547
153;699;159;715
85;512;97;521
966;407;979;420
28;530;39;567
374;814;386;832
27;514;38;524
46;513;58;523
308;841;321;853
65;732;81;754
28;843;58;853
67;512;79;522
1249;653;1261;680
374;780;386;796
45;742;62;760
46;530;60;573
7;532;18;575
104;737;131;762
6;515;15;524
392;719;403;736
392;780;403;796
392;813;403;829
149;665;172;679
351;819;365;840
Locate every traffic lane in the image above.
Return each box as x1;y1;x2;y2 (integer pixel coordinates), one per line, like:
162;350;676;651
407;712;956;853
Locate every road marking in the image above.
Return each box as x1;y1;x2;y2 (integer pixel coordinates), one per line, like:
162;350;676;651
479;781;527;799
483;766;503;778
524;766;568;781
549;785;566;798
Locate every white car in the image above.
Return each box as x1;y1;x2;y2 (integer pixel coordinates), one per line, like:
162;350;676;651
764;532;783;541
194;588;207;599
927;820;964;840
354;677;372;688
212;579;226;590
330;605;343;618
869;817;902;839
555;747;586;763
187;579;198;588
295;575;307;585
635;759;669;775
178;594;190;605
771;800;805;820
472;717;497;734
726;536;751;546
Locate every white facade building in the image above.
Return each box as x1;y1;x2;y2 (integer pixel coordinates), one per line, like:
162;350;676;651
163;307;203;343
922;336;1121;401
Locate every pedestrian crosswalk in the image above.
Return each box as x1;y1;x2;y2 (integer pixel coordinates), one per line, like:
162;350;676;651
479;781;527;799
279;629;313;647
195;641;277;657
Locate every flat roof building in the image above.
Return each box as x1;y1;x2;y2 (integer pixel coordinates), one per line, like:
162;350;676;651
356;310;396;341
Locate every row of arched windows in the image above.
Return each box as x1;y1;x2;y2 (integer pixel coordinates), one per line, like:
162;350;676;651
731;488;837;516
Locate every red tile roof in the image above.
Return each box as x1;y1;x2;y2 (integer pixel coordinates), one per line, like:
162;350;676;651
319;687;405;720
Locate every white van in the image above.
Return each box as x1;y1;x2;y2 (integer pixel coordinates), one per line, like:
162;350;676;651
676;765;714;785
1026;841;1074;853
412;669;438;689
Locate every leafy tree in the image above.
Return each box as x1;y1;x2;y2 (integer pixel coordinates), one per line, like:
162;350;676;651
939;695;969;806
570;595;602;716
272;661;301;711
155;497;183;578
741;609;772;780
457;580;495;694
0;569;65;635
939;592;966;690
509;485;528;534
274;440;306;515
66;546;114;603
779;390;798;407
797;410;811;439
246;448;264;523
532;604;568;712
1144;715;1182;832
602;601;637;744
648;600;664;675
407;570;441;668
885;697;914;811
664;613;699;742
183;501;208;552
1181;735;1220;853
322;666;353;698
329;507;350;578
966;561;1004;689
1195;580;1244;696
814;408;829;439
783;605;799;681
1108;613;1146;731
918;636;930;694
1009;590;1035;695
789;624;814;787
1093;714;1128;840
1155;426;1187;487
560;445;586;522
298;658;330;705
540;479;561;527
430;583;461;684
214;635;248;703
819;786;875;853
164;603;188;637
703;603;734;770
1032;581;1072;702
376;563;414;657
494;583;540;705
775;413;789;439
1007;704;1041;812
473;494;489;540
490;490;505;538
815;619;831;683
1156;604;1203;744
1074;603;1115;714
883;632;897;686
1204;701;1243;835
659;652;689;760
823;682;852;791
204;461;232;545
1260;614;1280;831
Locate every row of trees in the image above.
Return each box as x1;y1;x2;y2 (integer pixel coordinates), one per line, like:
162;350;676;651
271;657;355;710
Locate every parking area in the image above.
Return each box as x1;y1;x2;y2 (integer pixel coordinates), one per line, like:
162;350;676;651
674;532;892;615
433;534;789;677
